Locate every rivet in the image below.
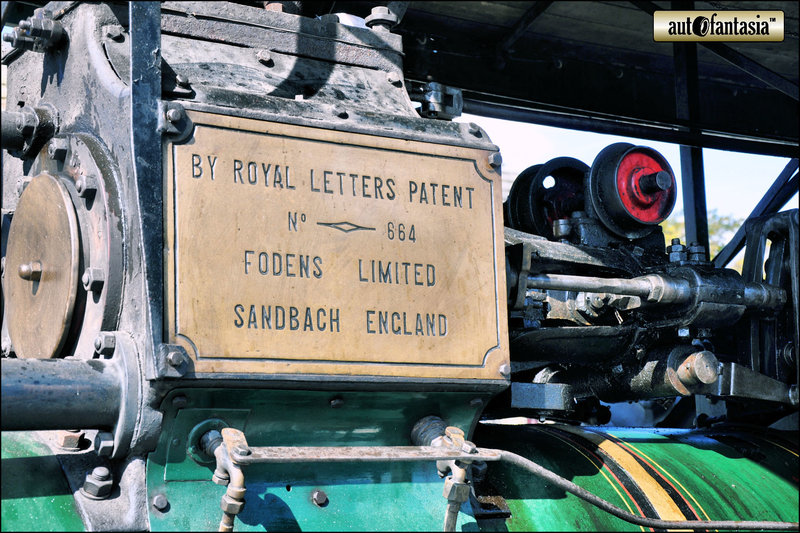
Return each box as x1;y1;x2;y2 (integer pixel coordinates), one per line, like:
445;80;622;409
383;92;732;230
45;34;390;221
152;494;169;512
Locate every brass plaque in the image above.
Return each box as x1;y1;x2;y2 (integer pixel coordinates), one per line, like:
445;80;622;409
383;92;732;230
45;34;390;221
165;112;508;381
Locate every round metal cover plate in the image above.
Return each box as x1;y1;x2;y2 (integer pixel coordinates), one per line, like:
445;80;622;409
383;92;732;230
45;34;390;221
6;173;80;358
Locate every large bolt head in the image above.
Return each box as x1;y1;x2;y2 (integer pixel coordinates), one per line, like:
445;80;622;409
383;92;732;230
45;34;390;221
167;350;185;367
94;431;114;457
487;152;502;169
94;332;116;356
81;467;113;499
311;489;328;507
56;430;84;450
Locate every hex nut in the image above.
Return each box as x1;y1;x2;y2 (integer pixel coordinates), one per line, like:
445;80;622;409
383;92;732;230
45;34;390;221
82;467;113;499
48;138;68;161
442;477;470;502
256;49;274;66
75;174;98;198
82;268;105;292
386;71;402;86
220;494;245;514
94;431;114;457
94;332;116;356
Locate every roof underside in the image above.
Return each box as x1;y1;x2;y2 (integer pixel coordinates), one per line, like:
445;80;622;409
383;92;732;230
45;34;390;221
341;1;800;156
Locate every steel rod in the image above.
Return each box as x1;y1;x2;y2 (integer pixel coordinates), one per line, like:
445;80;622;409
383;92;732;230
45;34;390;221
1;358;122;430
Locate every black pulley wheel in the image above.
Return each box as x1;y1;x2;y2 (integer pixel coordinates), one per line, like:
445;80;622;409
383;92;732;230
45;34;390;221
506;157;588;239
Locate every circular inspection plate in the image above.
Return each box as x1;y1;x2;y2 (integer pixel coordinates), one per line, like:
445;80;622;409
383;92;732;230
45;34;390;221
6;173;80;358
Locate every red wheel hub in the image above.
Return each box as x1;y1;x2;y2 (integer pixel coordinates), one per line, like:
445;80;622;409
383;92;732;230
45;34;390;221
616;150;676;224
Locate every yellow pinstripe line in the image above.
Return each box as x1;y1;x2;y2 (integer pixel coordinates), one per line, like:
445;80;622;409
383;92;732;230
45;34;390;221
618;438;712;522
558;425;687;521
536;428;647;532
762;438;799;458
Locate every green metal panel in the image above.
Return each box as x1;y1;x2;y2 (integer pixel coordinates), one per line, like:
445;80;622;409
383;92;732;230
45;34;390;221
146;388;490;531
474;423;799;532
1;432;85;532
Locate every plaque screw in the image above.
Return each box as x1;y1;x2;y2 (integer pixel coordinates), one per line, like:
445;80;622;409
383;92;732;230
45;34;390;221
166;350;185;367
166;108;183;123
487;152;502;168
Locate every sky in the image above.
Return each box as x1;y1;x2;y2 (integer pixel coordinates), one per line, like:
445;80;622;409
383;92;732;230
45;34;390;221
456;113;797;224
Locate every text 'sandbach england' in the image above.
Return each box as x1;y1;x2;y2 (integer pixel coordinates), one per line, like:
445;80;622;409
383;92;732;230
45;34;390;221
166;112;509;380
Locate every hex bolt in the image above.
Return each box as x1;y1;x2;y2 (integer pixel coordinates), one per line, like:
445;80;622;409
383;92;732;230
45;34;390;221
175;74;190;87
82;466;113;500
152;494;169;512
75;174;98;198
332;104;348;119
94;332;116;356
386;71;402;86
468;122;481;136
311;489;329;507
498;363;510;378
487;152;502;169
82;268;105;293
94;431;114;457
48;138;68;161
166;108;183;123
166;350;186;368
364;5;398;31
18;260;42;281
256;49;274;66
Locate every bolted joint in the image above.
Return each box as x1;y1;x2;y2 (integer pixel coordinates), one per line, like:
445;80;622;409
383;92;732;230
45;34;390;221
167;350;186;367
81;466;113;500
48;137;69;161
364;6;398;31
152;494;169;512
82;268;105;293
220;494;245;515
488;152;502;169
94;431;114;457
311;489;329;507
442;477;471;502
75;174;98;198
94;332;116;357
256;49;274;67
166;107;184;123
56;429;84;450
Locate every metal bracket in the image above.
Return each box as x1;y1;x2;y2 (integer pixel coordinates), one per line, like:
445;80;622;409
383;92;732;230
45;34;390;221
220;427;501;465
713;362;797;405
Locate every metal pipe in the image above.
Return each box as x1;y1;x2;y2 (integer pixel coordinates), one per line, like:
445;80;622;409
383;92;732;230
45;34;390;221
1;358;122;430
496;449;799;531
526;273;692;304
